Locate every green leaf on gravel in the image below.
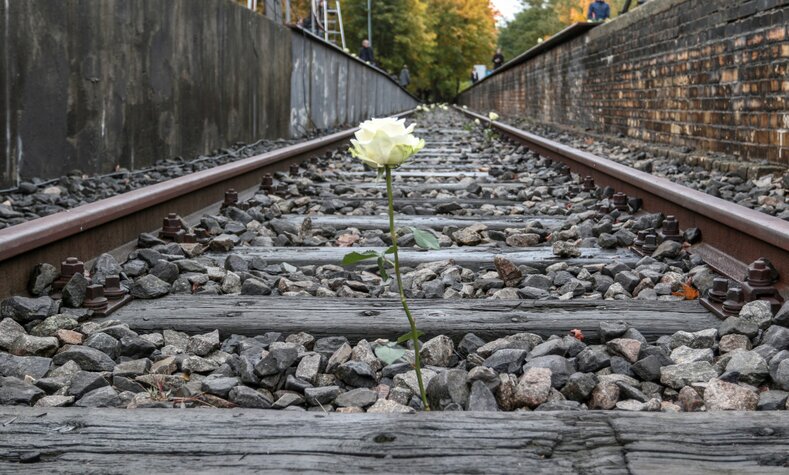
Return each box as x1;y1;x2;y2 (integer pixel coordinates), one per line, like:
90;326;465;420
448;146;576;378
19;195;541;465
342;250;379;265
377;256;390;282
410;227;440;250
396;329;424;344
374;344;407;365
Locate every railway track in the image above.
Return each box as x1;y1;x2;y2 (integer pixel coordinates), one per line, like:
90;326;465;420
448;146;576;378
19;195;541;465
0;109;787;472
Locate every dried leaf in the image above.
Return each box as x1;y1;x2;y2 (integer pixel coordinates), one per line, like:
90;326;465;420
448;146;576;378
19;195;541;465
336;233;360;247
569;329;585;342
672;281;699;300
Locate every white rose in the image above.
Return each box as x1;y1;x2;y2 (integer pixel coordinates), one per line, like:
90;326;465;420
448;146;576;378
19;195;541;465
350;117;425;169
488;112;499;121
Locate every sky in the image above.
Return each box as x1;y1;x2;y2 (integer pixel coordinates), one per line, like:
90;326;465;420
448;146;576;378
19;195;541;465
491;0;523;22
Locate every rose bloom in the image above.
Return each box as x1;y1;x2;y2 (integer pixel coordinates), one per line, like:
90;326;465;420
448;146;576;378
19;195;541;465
350;117;425;169
488;112;499;121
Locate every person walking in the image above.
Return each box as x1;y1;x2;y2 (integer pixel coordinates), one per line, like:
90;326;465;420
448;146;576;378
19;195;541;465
359;39;375;64
492;49;504;70
587;0;611;21
399;65;410;88
470;68;479;84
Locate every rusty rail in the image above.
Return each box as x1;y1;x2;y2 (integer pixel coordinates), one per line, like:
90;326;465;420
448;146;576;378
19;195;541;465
455;107;789;300
0;110;413;298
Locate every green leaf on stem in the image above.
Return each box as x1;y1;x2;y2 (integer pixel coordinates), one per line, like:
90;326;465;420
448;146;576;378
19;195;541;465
374;344;406;365
377;256;389;282
341;250;379;266
396;329;425;344
410;227;440;250
384;246;396;255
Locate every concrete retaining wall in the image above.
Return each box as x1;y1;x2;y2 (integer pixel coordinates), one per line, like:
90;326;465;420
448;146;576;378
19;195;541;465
0;0;416;188
458;0;789;165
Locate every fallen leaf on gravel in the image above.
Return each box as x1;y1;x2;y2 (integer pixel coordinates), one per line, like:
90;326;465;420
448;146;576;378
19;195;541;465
336;234;360;247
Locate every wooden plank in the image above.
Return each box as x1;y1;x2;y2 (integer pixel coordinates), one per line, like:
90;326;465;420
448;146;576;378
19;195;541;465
0;408;786;474
279;213;565;231
331;197;525;207
107;296;718;343
317;181;523;191
226;246;637;271
343;171;489;178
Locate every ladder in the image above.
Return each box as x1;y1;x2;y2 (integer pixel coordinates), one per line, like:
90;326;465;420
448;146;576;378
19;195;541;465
312;0;346;49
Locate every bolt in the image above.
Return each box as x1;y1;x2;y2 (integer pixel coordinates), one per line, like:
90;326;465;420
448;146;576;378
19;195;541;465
223;189;239;207
708;278;728;303
642;234;658;254
582;176;595;191
746;258;774;287
612;192;628;211
53;257;84;292
82;284;109;312
633;230;647;250
660;215;683;242
103;275;126;300
289;164;300;177
722;287;745;315
160;213;183;240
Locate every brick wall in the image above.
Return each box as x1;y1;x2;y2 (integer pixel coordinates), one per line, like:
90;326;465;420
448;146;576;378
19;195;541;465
458;0;789;165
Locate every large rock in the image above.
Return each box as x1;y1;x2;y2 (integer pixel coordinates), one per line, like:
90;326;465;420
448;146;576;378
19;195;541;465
703;378;758;411
229;386;272;408
30;315;79;337
426;369;469;410
0;376;45;405
0;353;51;379
660;361;718;389
523;355;574;388
91;253;122;285
560;372;597;402
576;347;611;372
130;275;171;299
366;399;415;414
514;367;552;408
336;360;377;388
188;330;221;356
0;318;27;350
724;350;768;385
67;371;109;398
761;325;789;351
738;300;773;330
75;386;121;407
335;388;378;408
62;273;89;308
52;346;116;372
494;256;522;286
606;338;642;363
483;349;529;374
419;335;454;367
670;346;714;365
28;263;58;296
468;380;498;411
0;296;57;323
9;334;59;357
254;345;299;376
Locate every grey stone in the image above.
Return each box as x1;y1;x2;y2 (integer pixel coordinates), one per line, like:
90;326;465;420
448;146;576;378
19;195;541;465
607;338;642;363
113;358;152;378
272;392;304;409
335;388;378;408
775;359;789;391
0;376;45;405
75;386;121;407
254;346;299;377
614;271;641;294
84;332;120;359
458;333;486;356
304;385;342;406
757;390;788;411
30;315;79;337
52;345;117;372
576;347;611;372
514;367;552;408
0;318;26;350
468;380;499;411
631;355;665;382
476;333;540;357
229;385;272;408
91;253;122;285
426;369;469;410
561;372;598;402
28;263;58;296
718;317;759;339
295;353;322;385
599;321;628;343
67;371;109;398
523;355;574;388
241;278;271;295
34;395;75;407
314;336;350;356
739;300;774;330
670;346;714;365
201;376;239;398
724;350;768;385
774;302;789;327
483;349;529;373
517;286;550;299
150;260;180;284
130;274;171;299
9;334;58;357
761;325;789;351
367;399;416;414
188;330;220;356
535;400;585;411
62;273;89;308
0;353;51;380
420;335;454;367
522;274;552;290
0;296;57;323
719;334;751;353
119;336;157;359
528;339;566;358
652;240;681;259
336;360;377;388
660;361;718;389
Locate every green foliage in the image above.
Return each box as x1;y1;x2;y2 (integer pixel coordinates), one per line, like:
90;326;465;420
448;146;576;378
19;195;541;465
374;343;407;365
341;250;379;265
498;0;626;61
410;227;440;250
397;329;425;344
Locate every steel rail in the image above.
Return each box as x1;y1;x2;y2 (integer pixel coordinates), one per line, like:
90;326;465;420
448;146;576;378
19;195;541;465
0;110;414;298
455;106;789;296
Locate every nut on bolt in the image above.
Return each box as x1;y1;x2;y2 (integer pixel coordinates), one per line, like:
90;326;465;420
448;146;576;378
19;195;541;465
612;192;628;212
82;284;109;313
103;275;126;300
708;278;728;303
160;213;183;240
53;257;84;292
722;287;745;315
289;164;300;177
659;215;683;243
222;189;239;208
582;176;595;191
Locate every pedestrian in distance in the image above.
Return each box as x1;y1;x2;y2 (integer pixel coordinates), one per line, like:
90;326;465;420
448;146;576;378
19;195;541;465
492;49;504;70
470;68;479;84
399;65;410;88
359;39;375;64
587;0;611;21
